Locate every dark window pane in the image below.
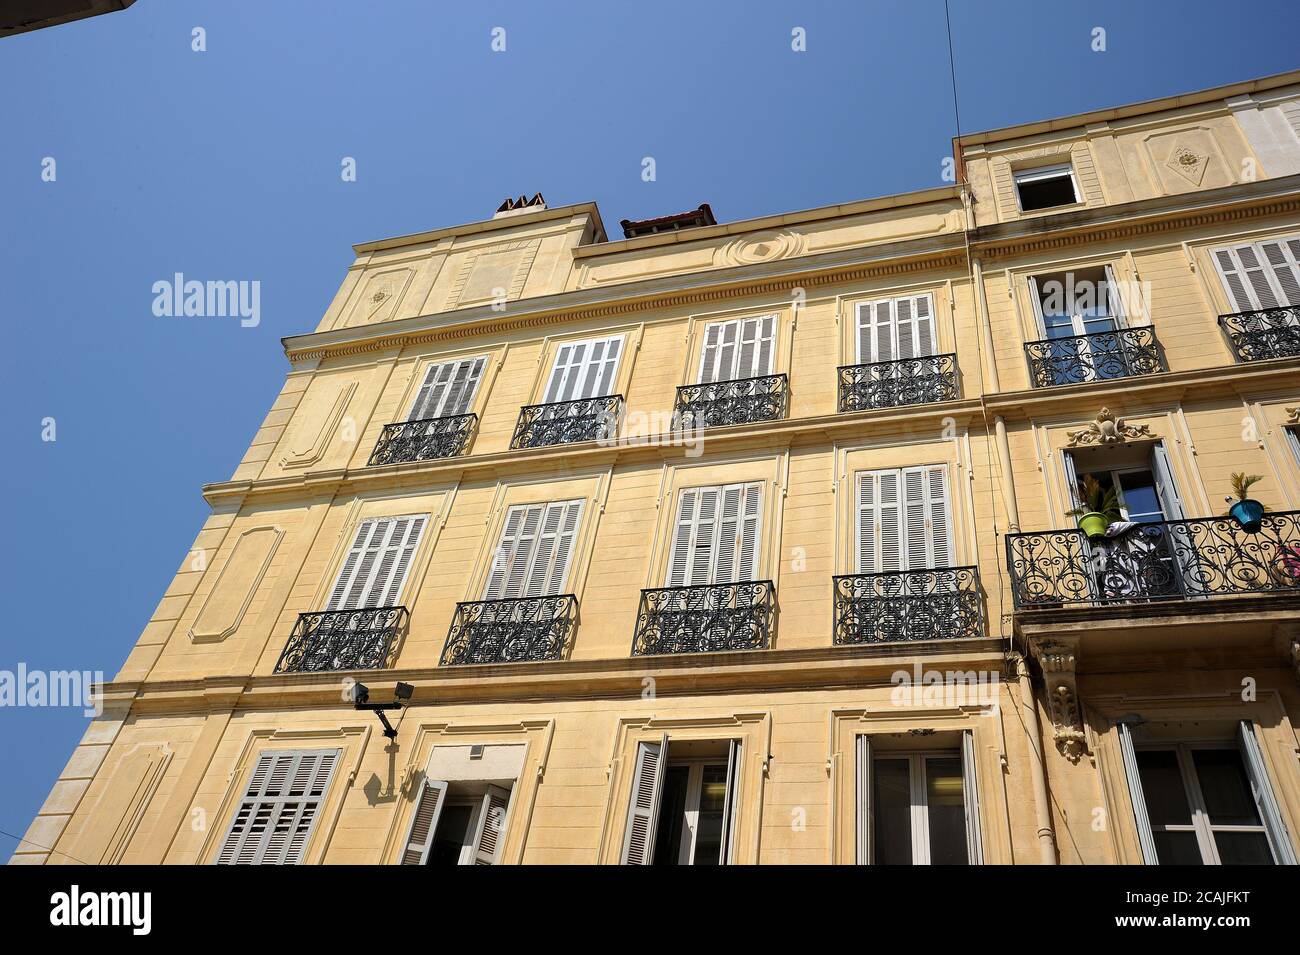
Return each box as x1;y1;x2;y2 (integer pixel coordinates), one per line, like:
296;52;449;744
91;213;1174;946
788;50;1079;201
925;757;969;865
652;766;690;866
1192;749;1264;828
1153;828;1205;865
1136;750;1193;828
692;764;729;865
1213;831;1275;865
1017;174;1077;211
428;804;474;865
873;758;913;865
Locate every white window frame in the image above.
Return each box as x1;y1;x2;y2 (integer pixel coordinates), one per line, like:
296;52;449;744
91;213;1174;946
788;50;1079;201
1028;265;1126;339
324;514;428;611
854;293;937;365
483;500;584;601
665;482;763;587
399;780;514;866
855;466;953;574
696;314;778;384
863;749;972;865
542;335;624;404
407;355;487;422
1013;163;1080;212
1210;235;1300;312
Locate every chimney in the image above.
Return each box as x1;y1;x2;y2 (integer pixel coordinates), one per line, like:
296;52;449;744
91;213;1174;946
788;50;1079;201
493;193;547;218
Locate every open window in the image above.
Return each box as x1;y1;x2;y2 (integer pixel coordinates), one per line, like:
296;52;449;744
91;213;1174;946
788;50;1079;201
855;730;982;865
1014;164;1079;212
620;736;742;865
1117;719;1297;865
401;779;514;865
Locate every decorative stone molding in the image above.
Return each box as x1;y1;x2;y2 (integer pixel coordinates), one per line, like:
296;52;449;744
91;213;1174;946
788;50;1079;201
714;230;807;267
444;239;540;310
279;381;358;469
1065;407;1154;447
188;526;284;643
1284;406;1299;425
1031;638;1087;762
1166;142;1209;186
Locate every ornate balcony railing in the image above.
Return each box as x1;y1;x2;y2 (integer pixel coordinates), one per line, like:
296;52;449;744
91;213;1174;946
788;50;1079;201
440;594;578;665
1219;306;1300;363
673;374;787;430
1024;327;1165;388
837;354;959;412
510;395;622;449
833;567;984;644
274;606;409;673
1006;511;1300;609
631;580;775;656
367;413;476;466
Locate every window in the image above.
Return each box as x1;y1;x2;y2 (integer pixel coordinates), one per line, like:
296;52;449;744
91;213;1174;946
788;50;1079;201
408;356;486;421
483;500;583;600
620;737;742;865
1031;265;1124;340
326;515;428;611
1014;164;1079;211
1065;443;1185;523
1212;236;1300;311
666;483;762;587
1119;721;1297;865
697;315;776;384
854;293;936;364
216;749;339;864
400;780;513;865
856;733;982;865
542;335;623;403
855;466;952;573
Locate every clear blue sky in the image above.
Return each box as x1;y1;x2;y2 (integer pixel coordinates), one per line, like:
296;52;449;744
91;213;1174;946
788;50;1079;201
1;0;1297;858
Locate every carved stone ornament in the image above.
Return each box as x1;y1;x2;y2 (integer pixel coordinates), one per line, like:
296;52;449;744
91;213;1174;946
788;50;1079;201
1284;407;1299;426
1032;639;1088;762
1166;142;1208;186
1065;407;1154;447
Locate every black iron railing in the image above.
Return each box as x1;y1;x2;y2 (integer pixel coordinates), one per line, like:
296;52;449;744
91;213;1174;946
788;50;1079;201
368;413;476;466
1024;327;1164;388
1006;511;1300;609
833;567;983;644
274;606;409;673
440;594;578;665
631;580;775;655
1219;307;1300;363
838;354;959;412
510;395;622;449
673;374;787;430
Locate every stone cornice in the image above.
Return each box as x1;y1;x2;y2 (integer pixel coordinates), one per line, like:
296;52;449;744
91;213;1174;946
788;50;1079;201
108;640;1008;716
202;357;1300;506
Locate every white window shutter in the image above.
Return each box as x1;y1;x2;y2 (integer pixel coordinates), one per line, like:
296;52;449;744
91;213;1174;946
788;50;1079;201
903;467;929;570
856;299;895;364
410;356;486;421
400;778;449;865
484;506;527;600
621;735;668;864
669;483;762;586
666;489;699;588
1259;239;1300;306
1236;721;1298;865
961;730;984;865
698;317;774;382
1150;443;1187;521
486;501;583;600
326;516;427;611
855;735;873;865
545;336;624;402
855;471;879;574
543;343;577;402
713;484;743;584
719;739;742;865
543;501;583;595
216;750;339;865
857;295;934;364
1117;721;1159;865
523;502;567;597
1213;248;1257;311
689;488;720;586
471;784;513;865
926;466;953;570
501;505;543;600
736;483;762;583
878;471;902;573
697;322;724;384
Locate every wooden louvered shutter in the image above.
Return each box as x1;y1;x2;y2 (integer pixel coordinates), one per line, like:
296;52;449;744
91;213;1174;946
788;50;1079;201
400;778;448;865
878;470;902;573
666;489;699;588
713;484;744;585
471;784;513;865
1259;238;1300;306
544;337;623;402
961;730;984;865
410;357;486;421
620;735;667;864
491;504;543;601
736;483;762;583
484;505;528;600
327;516;427;610
856;300;893;364
699;319;742;384
523;500;583;597
216;750;339;865
1214;244;1281;311
689;488;721;586
1236;720;1299;865
719;739;742;865
902;466;953;571
855;735;873;865
735;315;777;378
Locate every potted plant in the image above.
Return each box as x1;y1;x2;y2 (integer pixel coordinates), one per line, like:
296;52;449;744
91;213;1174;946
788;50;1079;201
1225;472;1266;532
1067;475;1122;541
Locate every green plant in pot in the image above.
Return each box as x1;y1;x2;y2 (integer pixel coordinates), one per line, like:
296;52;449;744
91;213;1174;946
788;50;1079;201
1066;475;1122;541
1225;472;1266;533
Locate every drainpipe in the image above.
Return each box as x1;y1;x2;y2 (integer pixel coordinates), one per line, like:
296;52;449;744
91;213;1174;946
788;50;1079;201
1016;652;1059;864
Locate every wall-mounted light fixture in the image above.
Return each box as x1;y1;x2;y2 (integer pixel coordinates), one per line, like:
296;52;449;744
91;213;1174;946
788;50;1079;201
352;681;414;740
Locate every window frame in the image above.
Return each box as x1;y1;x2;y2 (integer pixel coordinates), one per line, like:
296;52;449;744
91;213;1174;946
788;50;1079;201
1013;163;1081;212
870;749;967;866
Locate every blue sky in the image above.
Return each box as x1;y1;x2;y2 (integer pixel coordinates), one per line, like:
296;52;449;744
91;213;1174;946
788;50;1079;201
1;0;1297;858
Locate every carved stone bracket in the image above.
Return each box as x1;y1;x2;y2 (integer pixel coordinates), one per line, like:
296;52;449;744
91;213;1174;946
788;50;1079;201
1284;407;1299;426
1031;638;1088;762
1066;407;1154;447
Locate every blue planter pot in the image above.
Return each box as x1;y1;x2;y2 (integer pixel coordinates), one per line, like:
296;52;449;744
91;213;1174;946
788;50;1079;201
1229;499;1264;533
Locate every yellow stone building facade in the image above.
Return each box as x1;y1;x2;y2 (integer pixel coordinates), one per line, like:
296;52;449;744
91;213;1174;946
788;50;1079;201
15;71;1300;866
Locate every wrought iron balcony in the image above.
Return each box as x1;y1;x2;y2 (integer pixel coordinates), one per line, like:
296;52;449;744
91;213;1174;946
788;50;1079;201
673;374;787;430
274;606;409;673
440;594;578;665
631;580;775;656
838;354;959;412
1006;511;1300;609
833;567;984;644
1024;327;1164;388
1219;306;1300;363
510;395;622;449
367;413;476;466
